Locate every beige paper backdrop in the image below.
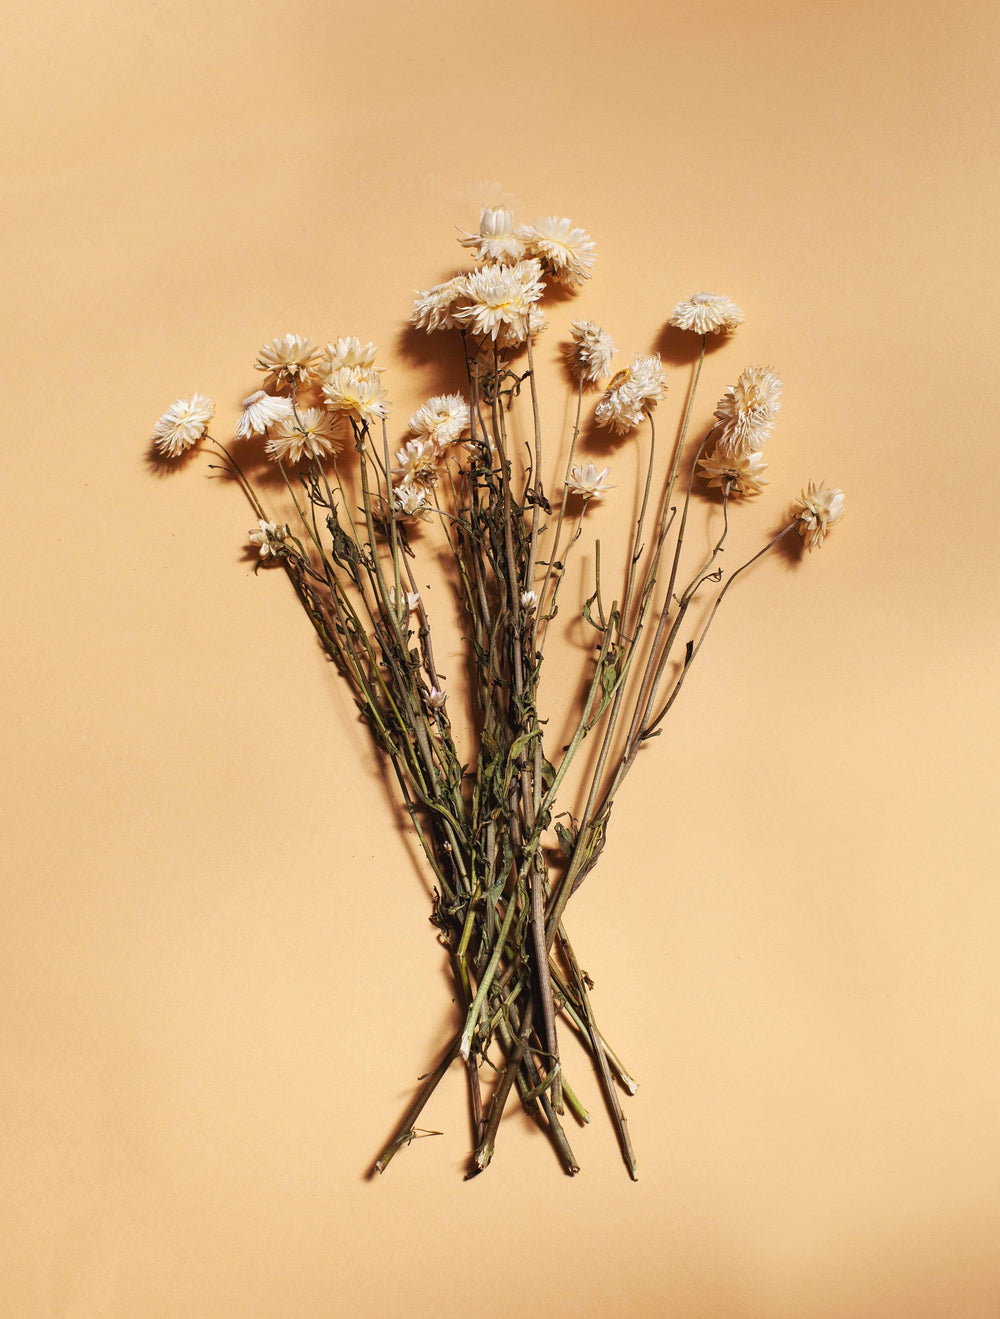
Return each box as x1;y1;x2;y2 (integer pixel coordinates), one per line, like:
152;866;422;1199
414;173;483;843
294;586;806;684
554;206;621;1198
3;0;999;1315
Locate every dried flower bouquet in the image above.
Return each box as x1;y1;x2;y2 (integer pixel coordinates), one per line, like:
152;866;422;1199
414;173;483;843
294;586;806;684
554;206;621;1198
152;208;844;1179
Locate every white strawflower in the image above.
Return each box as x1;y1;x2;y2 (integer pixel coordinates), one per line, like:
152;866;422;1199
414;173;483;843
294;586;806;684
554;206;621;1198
408;393;471;448
520;590;538;611
248;518;289;559
411;275;467;333
152;393;214;457
255;335;322;386
424;685;448;711
236;390;295;439
393;438;440;487
713;366;782;458
322;337;380;375
266;408;340;464
458;207;525;263
793;481;845;551
518;216;596;287
456;259;545;341
668;293;744;336
698;449;768;497
567;321;615;383
594;354;667;436
566;462;613;502
322;367;389;427
392;480;433;522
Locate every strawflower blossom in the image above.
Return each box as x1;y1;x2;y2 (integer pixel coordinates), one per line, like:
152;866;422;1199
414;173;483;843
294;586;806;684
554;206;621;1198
595;354;667;436
388;587;421;614
266;408;340;464
567;321;615;384
518;217;596;288
248;518;289;559
236;390;294;439
566;462;613;502
323;337;380;375
458;207;525;263
322;366;389;427
793;480;845;551
424;685;448;711
668;293;744;336
255;334;322;386
408;393;471;448
520;590;538;611
152;393;214;457
391;480;433;522
713;366;782;459
698;449;768;497
393;438;440;487
456;259;545;341
411;275;467;334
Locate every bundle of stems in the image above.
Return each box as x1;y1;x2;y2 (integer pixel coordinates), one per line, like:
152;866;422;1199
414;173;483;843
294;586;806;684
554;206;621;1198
151;210;843;1179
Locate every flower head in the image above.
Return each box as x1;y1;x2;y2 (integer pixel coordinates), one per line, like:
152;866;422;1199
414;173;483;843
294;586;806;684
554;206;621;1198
520;589;538;611
408;393;471;448
793;480;845;551
424;685;448;712
567;321;615;383
668;292;744;336
322;367;389;427
248;518;289;559
411;276;467;333
456;259;545;341
594;354;667;435
458;207;525;263
255;335;322;387
393;438;440;488
388;587;421;615
566;462;614;502
391;480;433;522
152;393;214;457
713;366;782;458
323;337;380;375
236;390;294;440
518;216;596;287
698;449;768;497
266;408;340;464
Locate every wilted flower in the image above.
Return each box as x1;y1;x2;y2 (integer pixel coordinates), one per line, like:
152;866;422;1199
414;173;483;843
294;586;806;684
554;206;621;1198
152;393;214;457
266;408;340;464
255;335;322;386
322;367;389;427
393;438;440;487
458;207;525;263
668;293;744;336
793;480;845;551
713;366;782;458
411;276;468;333
456;259;545;341
595;354;667;435
391;480;433;522
408;393;471;448
698;449;768;497
236;390;294;439
566;462;613;502
518;217;596;287
248;518;289;559
567;321;615;383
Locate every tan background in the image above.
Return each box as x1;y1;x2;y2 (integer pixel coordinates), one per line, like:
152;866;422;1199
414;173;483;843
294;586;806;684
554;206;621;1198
3;0;999;1315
